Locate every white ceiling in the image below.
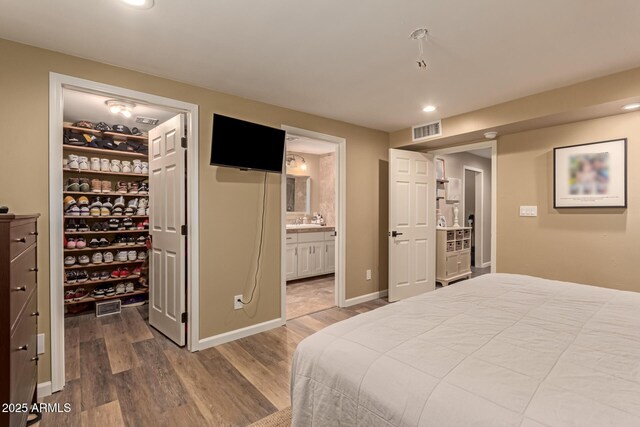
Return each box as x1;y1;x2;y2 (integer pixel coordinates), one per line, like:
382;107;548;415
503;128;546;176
2;0;640;132
63;89;176;131
286;136;336;155
467;148;492;159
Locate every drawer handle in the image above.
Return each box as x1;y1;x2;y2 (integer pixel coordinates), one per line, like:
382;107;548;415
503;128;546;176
12;286;27;292
17;344;28;351
29;231;38;236
31;311;39;317
30;356;39;362
12;237;26;243
29;267;38;272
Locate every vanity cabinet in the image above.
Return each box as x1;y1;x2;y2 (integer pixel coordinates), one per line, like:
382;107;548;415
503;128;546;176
436;227;472;286
286;230;335;280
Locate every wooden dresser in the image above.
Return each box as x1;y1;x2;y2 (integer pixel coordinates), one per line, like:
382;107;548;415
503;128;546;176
0;214;40;427
436;227;471;286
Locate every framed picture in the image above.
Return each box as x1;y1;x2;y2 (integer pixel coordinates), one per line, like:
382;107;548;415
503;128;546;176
554;139;627;208
435;158;445;180
446;177;461;202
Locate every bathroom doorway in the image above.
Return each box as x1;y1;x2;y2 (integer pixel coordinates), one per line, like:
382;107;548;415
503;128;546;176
280;126;345;320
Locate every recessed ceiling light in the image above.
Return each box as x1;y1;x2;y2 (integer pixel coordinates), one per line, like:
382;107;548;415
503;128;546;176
622;103;640;110
121;0;154;9
422;105;436;112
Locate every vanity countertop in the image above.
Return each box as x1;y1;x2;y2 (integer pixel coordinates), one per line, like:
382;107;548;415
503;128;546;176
286;226;335;234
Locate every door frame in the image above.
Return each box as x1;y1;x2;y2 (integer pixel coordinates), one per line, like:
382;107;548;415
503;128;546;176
428;140;497;272
279;125;346;322
462;166;484;267
48;73;200;393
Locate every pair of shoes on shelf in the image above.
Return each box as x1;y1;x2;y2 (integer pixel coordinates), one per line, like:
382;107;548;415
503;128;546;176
65;237;86;249
90;179;113;193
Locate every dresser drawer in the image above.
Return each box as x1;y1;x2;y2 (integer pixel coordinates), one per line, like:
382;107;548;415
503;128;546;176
10;246;37;332
10;220;37;260
324;231;336;241
10;294;38;426
297;231;324;243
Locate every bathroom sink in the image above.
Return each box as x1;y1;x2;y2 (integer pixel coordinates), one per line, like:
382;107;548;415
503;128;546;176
286;224;325;229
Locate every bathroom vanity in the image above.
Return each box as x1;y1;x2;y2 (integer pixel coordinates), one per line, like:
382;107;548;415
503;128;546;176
285;227;335;281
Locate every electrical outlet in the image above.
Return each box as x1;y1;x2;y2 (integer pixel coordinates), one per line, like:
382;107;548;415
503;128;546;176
234;295;244;310
366;269;372;281
37;333;45;355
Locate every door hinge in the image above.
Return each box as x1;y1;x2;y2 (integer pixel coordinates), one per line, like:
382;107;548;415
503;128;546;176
181;136;187;148
181;225;188;235
181;312;188;323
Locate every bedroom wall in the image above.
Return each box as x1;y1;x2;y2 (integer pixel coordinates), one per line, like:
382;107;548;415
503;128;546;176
436;152;492;265
0;38;389;383
497;111;639;291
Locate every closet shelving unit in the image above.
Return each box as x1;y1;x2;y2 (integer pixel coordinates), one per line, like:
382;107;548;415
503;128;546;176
62;123;150;313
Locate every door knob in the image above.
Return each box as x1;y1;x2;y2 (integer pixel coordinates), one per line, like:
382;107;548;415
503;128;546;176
390;231;404;237
17;344;28;351
30;356;39;362
12;237;26;243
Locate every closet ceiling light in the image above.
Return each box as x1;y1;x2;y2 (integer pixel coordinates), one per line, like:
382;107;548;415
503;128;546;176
105;100;136;118
422;105;436;112
622;103;640;110
121;0;154;9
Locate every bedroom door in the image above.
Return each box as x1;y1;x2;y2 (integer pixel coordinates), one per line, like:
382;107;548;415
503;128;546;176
388;149;436;301
148;114;187;346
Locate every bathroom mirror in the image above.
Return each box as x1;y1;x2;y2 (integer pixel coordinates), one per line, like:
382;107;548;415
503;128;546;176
286;175;311;213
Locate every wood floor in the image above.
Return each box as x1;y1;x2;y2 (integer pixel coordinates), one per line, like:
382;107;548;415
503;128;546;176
285;274;334;320
39;298;388;427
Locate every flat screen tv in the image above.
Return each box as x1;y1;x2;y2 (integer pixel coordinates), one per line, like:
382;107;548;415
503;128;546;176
210;114;286;173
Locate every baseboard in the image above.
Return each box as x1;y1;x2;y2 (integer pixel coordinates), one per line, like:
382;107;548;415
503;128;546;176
480;261;492;268
197;318;284;351
343;289;388;307
37;381;52;399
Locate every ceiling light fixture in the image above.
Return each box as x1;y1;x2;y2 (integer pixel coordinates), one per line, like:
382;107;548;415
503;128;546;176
410;28;429;70
622;103;640;110
105;100;136;118
422;105;436;112
286;154;307;170
120;0;154;9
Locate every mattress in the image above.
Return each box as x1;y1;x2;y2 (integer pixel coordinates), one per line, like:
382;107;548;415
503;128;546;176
291;273;640;426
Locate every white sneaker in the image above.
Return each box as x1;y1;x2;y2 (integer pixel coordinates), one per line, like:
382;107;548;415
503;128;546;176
127;250;137;261
110;160;121;172
78;156;89;170
132;159;142;174
141;162;149;174
90;157;100;171
117;251;128;262
121;161;132;173
100;158;110;172
137;251;147;260
68;154;79;170
91;252;103;264
103;251;114;263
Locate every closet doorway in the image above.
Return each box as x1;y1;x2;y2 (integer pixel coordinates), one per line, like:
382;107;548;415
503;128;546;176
48;74;200;394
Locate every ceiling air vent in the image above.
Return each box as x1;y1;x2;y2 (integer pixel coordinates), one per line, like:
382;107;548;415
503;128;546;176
412;120;442;141
136;116;160;125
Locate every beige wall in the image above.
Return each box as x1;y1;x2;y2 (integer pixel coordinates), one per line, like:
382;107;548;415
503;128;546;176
0;38;389;383
497;111;639;291
436;152;492;265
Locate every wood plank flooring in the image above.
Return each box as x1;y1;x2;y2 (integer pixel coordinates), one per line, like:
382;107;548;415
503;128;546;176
39;298;388;427
285;274;334;320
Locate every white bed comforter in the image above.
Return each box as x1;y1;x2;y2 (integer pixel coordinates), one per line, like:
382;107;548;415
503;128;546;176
291;274;640;426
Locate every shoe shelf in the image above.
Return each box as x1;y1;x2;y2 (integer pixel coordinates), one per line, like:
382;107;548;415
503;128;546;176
64;288;149;305
64;244;147;253
64;216;148;220
65;230;149;235
63;168;148;178
65;260;145;270
63;145;148;158
64;191;148;197
64;275;141;288
64;125;148;141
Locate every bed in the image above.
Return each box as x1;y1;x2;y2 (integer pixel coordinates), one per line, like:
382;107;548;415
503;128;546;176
291;273;640;426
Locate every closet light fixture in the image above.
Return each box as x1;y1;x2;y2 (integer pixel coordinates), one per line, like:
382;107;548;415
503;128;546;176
105;100;136;118
121;0;154;9
286;154;307;171
422;105;436;112
622;103;640;110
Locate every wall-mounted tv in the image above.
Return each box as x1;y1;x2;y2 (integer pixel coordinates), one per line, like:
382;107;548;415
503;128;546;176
210;114;286;173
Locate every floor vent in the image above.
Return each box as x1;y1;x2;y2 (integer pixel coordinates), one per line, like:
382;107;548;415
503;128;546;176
96;300;121;317
412;120;442;141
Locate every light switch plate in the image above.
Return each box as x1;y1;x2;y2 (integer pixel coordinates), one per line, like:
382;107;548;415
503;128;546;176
366;269;372;281
37;333;45;355
519;206;538;217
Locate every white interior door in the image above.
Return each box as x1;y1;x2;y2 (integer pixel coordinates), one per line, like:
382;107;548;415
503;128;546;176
388;149;436;302
149;114;186;345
